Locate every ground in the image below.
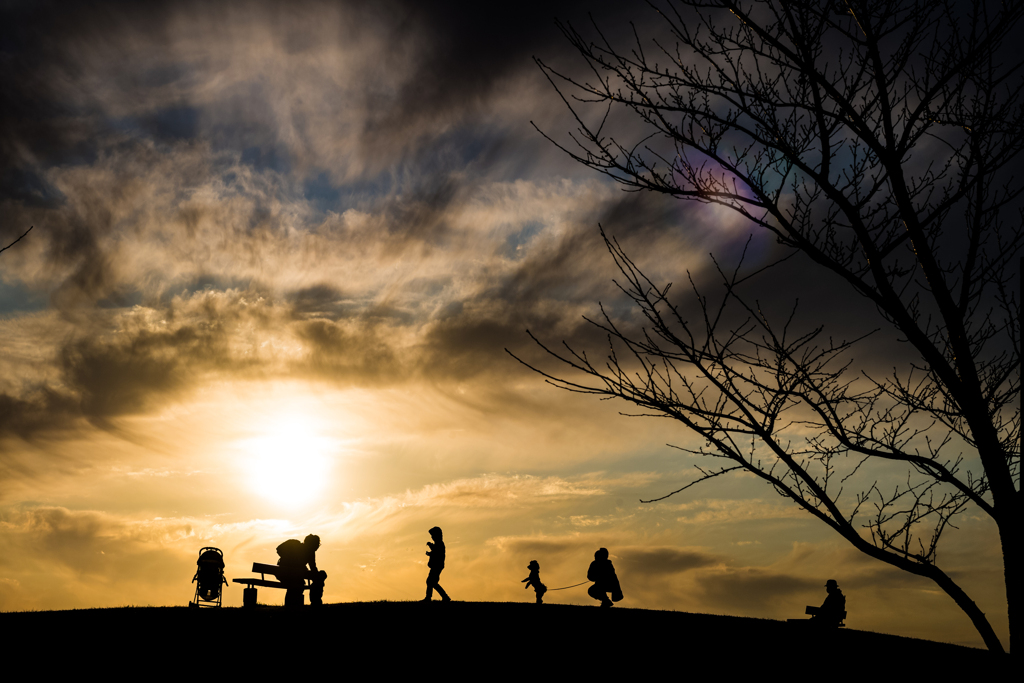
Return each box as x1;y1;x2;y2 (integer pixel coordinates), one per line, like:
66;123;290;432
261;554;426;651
4;601;1005;675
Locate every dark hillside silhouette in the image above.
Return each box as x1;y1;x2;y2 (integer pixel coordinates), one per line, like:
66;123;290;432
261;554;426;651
1;602;1003;675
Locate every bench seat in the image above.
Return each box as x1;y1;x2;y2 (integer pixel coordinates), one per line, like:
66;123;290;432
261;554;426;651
231;578;311;590
233;562;318;607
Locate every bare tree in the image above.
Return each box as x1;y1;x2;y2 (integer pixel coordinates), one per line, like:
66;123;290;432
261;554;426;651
520;0;1022;652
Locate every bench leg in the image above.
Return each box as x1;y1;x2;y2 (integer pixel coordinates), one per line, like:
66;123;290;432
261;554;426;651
243;586;258;608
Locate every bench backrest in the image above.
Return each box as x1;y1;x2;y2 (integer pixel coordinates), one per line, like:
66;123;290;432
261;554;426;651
251;562;317;580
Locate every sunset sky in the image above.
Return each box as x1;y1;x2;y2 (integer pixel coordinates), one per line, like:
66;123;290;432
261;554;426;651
0;0;1009;648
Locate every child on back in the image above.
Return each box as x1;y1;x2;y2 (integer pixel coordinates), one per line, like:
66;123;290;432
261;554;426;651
522;560;547;604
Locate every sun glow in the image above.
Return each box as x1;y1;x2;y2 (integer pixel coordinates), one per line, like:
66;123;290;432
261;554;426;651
239;414;337;508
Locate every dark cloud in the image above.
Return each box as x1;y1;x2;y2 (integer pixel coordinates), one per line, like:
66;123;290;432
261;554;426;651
421;298;603;385
593;192;688;247
379;174;461;252
288;283;350;319
9;507;110;574
60;326;224;420
500;536;591;559
423;316;538;382
617;546;719;577
0;0;640;212
498;226;608;307
495;192;698;314
357;0;633;158
1;274;602;438
0;507;193;585
0;389;82;440
0;0;660;309
0;1;172;204
420;193;701;382
697;568;817;611
0;0;795;434
1;291;273;436
294;318;404;383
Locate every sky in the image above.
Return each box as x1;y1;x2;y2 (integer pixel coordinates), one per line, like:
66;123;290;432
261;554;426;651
0;0;1010;648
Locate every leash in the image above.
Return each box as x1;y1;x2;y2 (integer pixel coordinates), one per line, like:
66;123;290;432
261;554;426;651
545;581;589;591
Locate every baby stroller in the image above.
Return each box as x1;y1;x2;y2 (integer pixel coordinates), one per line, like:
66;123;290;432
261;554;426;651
190;547;228;608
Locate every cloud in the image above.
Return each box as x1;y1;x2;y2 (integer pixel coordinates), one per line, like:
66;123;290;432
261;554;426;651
0;388;81;440
1;157;708;436
0;0;723;438
0;505;305;610
0;0;623;200
0;507;195;583
486;535;595;558
616;546;720;577
670;498;809;525
335;475;609;532
695;566;817;612
407;474;604;508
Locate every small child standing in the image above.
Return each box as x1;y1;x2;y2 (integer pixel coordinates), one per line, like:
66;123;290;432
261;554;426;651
522;560;547;604
423;526;451;602
309;569;328;607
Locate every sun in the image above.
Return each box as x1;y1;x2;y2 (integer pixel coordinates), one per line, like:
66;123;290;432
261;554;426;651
239;414;336;508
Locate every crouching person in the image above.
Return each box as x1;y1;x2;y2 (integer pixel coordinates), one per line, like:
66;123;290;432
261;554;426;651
277;534;321;608
587;548;623;608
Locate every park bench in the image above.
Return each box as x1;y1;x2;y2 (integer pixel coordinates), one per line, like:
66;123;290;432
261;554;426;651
232;562;318;608
787;606;847;627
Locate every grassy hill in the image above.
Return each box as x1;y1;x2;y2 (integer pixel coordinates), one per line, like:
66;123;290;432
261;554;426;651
3;601;1007;675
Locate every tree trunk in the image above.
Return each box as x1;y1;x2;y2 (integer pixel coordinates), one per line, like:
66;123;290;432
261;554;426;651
998;509;1020;654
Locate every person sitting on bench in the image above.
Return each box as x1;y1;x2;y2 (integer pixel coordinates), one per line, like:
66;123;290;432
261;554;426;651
807;579;846;627
276;534;321;607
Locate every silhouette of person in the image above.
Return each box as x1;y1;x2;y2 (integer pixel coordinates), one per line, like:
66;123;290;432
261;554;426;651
587;548;622;608
522;560;547;604
808;579;846;626
423;526;451;603
276;534;321;607
309;570;328;607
